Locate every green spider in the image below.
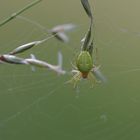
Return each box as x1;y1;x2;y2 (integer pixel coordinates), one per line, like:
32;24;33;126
68;36;106;88
68;40;99;88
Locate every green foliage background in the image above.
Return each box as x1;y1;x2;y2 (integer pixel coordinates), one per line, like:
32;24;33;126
0;0;140;140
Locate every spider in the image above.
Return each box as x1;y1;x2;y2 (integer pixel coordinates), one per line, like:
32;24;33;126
68;43;100;88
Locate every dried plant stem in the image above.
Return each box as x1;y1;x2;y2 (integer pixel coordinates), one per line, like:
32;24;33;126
0;0;42;28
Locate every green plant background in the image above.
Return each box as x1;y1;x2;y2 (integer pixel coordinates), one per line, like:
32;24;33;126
0;0;140;140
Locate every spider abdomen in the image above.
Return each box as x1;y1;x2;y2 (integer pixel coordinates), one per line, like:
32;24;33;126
76;51;93;73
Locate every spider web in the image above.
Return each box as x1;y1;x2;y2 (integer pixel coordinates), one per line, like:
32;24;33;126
0;0;140;140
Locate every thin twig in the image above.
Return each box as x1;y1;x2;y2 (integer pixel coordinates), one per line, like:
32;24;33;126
0;0;42;28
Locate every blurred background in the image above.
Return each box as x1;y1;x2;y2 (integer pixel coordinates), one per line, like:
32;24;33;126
0;0;140;140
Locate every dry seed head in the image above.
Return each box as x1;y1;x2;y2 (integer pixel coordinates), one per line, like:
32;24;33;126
52;32;69;43
9;41;40;55
26;52;66;75
26;58;50;68
26;58;66;75
9;35;56;55
51;24;76;32
50;23;76;43
0;54;28;64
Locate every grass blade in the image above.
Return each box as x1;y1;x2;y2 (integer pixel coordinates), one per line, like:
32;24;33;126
0;0;42;28
80;0;93;19
81;26;91;51
87;39;94;56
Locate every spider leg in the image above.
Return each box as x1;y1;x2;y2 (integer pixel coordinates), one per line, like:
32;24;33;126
70;61;77;70
88;72;98;87
92;66;107;83
66;71;81;88
88;72;96;87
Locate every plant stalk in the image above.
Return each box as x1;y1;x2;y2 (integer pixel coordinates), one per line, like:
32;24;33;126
0;0;42;28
